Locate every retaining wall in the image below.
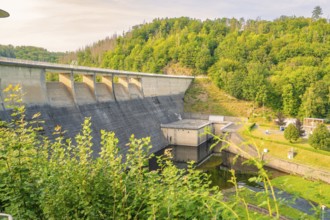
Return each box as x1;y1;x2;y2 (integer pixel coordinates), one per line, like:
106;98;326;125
224;132;330;184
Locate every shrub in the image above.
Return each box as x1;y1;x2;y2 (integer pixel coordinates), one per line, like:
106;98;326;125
284;123;300;143
0;86;233;219
309;124;330;150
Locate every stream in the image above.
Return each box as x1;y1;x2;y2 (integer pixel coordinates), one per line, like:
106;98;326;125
198;153;286;189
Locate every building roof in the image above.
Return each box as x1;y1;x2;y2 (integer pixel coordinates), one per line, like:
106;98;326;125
161;119;211;130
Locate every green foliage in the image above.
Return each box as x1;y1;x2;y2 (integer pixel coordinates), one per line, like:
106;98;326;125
275;112;286;126
284;124;300;143
62;16;330;118
210;131;281;219
309;124;330;150
0;86;239;219
299;80;329;118
282;84;299;116
272;175;330;207
0;44;64;62
312;6;323;20
247;123;256;131
45;72;59;82
295;118;305;137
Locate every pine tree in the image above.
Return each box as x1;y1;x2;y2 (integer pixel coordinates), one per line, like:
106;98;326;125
312;6;323;20
275;112;286;126
295;118;305;136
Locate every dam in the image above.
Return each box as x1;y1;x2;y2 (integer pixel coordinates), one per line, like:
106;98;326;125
2;58;330;184
0;58;193;157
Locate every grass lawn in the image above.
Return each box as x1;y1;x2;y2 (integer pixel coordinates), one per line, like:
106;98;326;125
240;125;330;171
271;175;330;207
184;78;272;117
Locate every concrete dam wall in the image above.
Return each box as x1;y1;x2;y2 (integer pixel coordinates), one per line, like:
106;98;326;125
0;58;193;156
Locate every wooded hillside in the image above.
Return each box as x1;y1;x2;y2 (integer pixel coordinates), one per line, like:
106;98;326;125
68;16;330;119
0;45;64;62
7;15;330;119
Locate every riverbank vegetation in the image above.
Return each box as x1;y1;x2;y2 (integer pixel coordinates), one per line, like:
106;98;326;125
0;85;279;219
0;102;228;218
272;175;330;207
238;188;316;220
0;85;312;219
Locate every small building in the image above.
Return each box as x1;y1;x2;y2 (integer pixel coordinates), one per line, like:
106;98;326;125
161;119;213;146
161;119;213;162
303;118;325;135
284;118;297;127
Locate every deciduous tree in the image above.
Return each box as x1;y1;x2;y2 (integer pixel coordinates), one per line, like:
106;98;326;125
309;124;330;150
284;123;300;143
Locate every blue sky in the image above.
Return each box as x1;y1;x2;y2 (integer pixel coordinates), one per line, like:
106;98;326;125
1;0;329;52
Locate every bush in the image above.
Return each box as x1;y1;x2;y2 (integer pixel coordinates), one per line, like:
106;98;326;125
0;85;283;219
247;123;256;131
0;116;233;219
309;124;330;150
0;87;233;219
284;124;300;143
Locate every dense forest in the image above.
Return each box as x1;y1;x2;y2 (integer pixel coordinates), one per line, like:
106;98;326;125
62;15;330;119
0;45;64;62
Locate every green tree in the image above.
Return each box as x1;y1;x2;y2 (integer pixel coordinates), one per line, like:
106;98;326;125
308;124;330;150
282;84;299;116
195;45;213;74
0;86;236;219
275;112;286;126
295;118;305;137
299;81;329;118
242;62;267;101
58;16;330;118
312;6;323;20
284;123;300;143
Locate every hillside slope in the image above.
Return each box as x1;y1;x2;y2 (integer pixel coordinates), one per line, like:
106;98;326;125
64;16;330;119
0;45;64;62
184;78;271;118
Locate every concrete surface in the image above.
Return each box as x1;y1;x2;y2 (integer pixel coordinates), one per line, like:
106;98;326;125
5;95;183;158
0;57;193;106
161;119;211;130
0;58;194;158
46;82;75;107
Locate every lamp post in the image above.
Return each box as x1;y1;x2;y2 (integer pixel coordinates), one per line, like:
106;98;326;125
0;9;10;18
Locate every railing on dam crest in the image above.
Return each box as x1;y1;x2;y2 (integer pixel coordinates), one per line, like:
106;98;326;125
0;57;194;107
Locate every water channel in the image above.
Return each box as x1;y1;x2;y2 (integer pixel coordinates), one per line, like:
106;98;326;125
197;151;287;189
197;152;330;218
